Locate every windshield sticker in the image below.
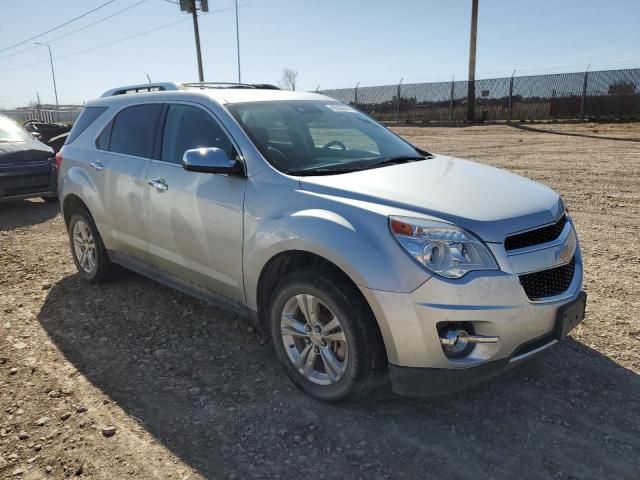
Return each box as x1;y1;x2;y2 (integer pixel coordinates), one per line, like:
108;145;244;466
326;104;356;113
293;104;322;114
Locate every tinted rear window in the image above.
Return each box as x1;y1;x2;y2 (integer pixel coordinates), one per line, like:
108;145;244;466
108;104;162;158
66;107;108;144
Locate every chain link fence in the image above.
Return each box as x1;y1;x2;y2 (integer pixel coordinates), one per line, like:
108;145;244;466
320;68;640;123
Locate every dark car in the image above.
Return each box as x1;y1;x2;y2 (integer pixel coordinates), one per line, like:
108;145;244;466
23;119;71;144
46;131;70;154
0;114;58;203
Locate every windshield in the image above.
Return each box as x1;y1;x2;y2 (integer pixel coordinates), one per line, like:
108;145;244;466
0;116;33;143
227;100;426;175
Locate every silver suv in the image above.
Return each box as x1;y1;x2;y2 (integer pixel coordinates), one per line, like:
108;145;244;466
58;82;586;402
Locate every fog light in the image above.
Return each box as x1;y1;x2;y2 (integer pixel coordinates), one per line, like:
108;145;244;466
439;327;500;357
440;328;471;354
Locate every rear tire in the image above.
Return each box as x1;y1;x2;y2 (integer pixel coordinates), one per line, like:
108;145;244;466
269;266;386;402
68;209;114;283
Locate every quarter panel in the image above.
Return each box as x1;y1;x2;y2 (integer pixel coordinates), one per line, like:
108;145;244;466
59;145;111;243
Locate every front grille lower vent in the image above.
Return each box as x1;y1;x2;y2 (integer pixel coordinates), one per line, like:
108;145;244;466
505;215;567;251
519;255;576;300
0;174;50;195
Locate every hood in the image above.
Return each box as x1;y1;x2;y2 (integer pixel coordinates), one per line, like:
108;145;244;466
298;155;563;243
0;139;54;167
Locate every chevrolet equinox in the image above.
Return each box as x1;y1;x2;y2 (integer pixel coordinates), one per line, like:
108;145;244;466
58;82;586;402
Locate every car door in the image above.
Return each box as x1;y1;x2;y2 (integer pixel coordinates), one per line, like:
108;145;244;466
144;102;246;303
98;103;163;260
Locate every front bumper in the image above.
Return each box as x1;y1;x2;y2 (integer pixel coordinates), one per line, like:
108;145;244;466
388;291;586;396
359;220;585;396
0;161;57;201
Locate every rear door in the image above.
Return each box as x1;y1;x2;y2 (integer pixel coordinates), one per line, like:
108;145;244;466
98;103;162;260
144;102;246;303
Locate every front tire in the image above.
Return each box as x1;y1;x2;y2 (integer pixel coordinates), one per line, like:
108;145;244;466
68;209;114;283
269;266;386;402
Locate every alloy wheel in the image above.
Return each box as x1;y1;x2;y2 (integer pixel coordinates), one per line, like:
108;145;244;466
72;220;97;274
280;294;349;385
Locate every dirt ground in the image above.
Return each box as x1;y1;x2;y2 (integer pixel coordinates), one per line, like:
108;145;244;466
1;122;639;480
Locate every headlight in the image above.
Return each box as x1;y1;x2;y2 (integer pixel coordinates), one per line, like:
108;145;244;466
389;216;498;278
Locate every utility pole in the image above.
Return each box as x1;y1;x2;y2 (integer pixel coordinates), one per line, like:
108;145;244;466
35;42;59;109
466;0;478;122
508;69;515;122
179;0;208;81
580;64;590;121
235;0;241;83
191;6;204;81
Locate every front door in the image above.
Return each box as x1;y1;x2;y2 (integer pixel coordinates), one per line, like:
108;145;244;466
144;103;246;303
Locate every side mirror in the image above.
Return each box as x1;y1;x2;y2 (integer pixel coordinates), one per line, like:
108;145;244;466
182;147;243;175
31;132;42;140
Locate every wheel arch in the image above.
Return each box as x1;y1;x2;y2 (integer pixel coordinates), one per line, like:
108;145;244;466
255;250;391;361
256;250;353;326
62;194;91;227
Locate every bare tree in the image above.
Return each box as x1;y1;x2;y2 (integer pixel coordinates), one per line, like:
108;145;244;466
278;68;298;91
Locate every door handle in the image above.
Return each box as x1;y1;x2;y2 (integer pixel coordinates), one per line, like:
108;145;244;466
89;161;104;171
148;178;168;192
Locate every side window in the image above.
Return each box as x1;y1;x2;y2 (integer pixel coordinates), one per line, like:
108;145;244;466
161;104;233;164
66;106;108;144
109;104;162;158
95;119;112;150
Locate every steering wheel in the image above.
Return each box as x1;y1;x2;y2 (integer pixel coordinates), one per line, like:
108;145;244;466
322;140;347;151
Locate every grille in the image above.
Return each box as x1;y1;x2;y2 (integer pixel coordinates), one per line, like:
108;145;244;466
505;215;567;251
519;256;576;300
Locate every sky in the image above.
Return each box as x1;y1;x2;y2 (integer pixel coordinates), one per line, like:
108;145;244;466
1;0;639;107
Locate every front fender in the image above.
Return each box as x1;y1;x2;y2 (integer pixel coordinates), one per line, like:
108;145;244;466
243;188;430;311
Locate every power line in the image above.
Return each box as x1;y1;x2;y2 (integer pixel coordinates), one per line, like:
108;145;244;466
0;18;190;74
0;59;50;73
57;18;190;61
46;0;149;44
0;0;149;62
0;45;39;62
0;0;117;54
0;0;271;75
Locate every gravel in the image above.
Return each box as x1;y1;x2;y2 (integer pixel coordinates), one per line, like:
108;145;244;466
0;122;638;479
101;426;117;438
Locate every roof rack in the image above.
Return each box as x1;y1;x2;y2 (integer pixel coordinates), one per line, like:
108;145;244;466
249;83;280;90
99;81;280;98
100;82;183;97
182;82;280;90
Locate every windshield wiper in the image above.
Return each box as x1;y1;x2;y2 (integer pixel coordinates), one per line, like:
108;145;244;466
287;155;428;176
287;166;361;176
363;155;426;169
